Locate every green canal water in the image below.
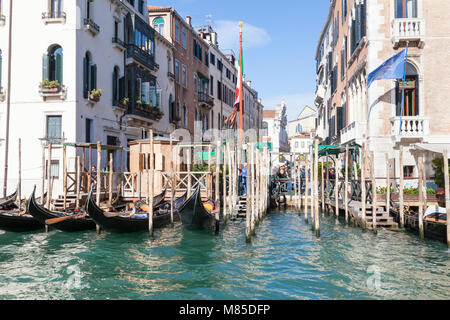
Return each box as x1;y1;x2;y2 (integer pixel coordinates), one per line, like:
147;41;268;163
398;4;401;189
0;210;449;300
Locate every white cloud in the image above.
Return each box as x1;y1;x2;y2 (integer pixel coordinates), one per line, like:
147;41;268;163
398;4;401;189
213;20;271;51
262;93;315;122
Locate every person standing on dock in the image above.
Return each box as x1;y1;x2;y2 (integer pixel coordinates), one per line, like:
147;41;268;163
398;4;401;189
239;164;248;196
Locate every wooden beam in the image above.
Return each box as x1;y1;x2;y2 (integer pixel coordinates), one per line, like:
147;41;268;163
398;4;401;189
148;129;154;237
418;154;424;240
399;145;405;228
345;146;349;223
46;144;52;209
443;150;450;248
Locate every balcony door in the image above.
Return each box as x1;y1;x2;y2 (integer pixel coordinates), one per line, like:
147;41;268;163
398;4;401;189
397;62;419;117
395;0;417;18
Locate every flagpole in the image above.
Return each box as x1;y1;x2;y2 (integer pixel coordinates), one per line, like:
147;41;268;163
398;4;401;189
399;42;409;134
239;21;244;167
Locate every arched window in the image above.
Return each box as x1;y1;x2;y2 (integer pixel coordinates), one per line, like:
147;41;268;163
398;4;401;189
112;66;120;105
153;17;164;35
395;0;417;19
43;45;63;85
397;62;419;117
183;105;187;128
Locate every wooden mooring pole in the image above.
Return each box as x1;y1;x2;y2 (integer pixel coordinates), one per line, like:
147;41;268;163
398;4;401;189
399;145;405;228
304;154;309;222
148;129;154;237
345;146;349;223
170;134;174;226
371;152;377;233
418;154;424;240
443;150;450;248
361;142;367;228
314;138;320;236
18;139;21;210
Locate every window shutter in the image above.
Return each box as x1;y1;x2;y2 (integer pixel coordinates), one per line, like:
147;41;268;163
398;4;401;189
83;57;88;98
112;71;117;105
55;53;63;85
356;4;361;44
119;77;124;101
42;54;50;81
90;64;97;91
361;1;366;38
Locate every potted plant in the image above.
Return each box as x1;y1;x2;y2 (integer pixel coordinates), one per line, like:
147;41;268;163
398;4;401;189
40;79;61;93
119;97;129;109
89;89;102;102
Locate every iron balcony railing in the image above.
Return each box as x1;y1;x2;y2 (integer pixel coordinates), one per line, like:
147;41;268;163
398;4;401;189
84;18;100;34
126;44;156;70
112;37;126;48
198;92;214;107
42;12;67;20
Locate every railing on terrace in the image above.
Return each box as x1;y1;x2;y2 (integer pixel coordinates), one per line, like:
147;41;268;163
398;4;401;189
391;18;425;47
391;116;429;142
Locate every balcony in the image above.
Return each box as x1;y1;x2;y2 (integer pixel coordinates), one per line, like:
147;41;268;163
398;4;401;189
391;18;425;48
340;121;365;146
42;12;66;24
0;15;5;27
391;116;429;143
84;18;100;36
112;37;126;52
315;84;325;105
126;45;156;71
0;87;5;102
198;93;214;109
167;71;175;80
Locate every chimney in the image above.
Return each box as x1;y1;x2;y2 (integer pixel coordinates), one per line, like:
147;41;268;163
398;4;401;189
186;16;192;26
211;32;218;46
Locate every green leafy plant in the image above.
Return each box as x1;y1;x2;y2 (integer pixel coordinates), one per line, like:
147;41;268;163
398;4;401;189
90;89;102;100
432;157;450;188
119;97;129;106
40;78;61;89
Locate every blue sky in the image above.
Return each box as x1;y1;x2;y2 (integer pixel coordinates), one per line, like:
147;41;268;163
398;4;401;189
147;0;330;120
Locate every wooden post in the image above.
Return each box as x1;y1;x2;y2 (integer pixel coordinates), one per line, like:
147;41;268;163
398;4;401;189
345;146;349;223
88;145;92;190
138;142;142;201
371;152;377;233
109;153;113;205
443;150;450;248
63;145;67;210
18;139;21;209
418;154;424;240
148;130;155;236
170;134;175;225
76;156;81;210
187;147;192;198
304;153;310;222
399;145;405;228
321;158;325;212
41;144;46;205
361;142;366;227
46;144;53;209
245;145;251;242
215;139;221;230
314;138;320;236
335;155;339;218
208;144;212;199
224;142;229;221
96;142;101;205
422;155;428;214
386;155;391;217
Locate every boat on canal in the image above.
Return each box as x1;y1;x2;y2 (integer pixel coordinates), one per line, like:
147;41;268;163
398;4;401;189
27;188;97;232
177;186;219;231
85;189;183;233
0;190;18;210
403;206;447;243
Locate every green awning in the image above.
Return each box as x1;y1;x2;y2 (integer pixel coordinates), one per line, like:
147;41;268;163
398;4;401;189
197;72;209;81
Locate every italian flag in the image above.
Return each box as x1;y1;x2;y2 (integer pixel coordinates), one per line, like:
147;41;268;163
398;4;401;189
225;46;243;128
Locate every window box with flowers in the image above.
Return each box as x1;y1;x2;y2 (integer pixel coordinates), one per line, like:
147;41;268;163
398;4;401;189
118;97;129;110
39;79;66;99
88;89;102;103
136;100;164;121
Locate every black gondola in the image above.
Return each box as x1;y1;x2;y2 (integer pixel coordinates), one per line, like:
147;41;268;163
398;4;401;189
404;212;447;243
85;190;180;233
27;188;96;232
177;186;219;231
0;210;45;232
0;190;17;209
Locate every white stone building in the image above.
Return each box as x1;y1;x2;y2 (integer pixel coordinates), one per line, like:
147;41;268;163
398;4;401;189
263;100;289;163
0;0;160;197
